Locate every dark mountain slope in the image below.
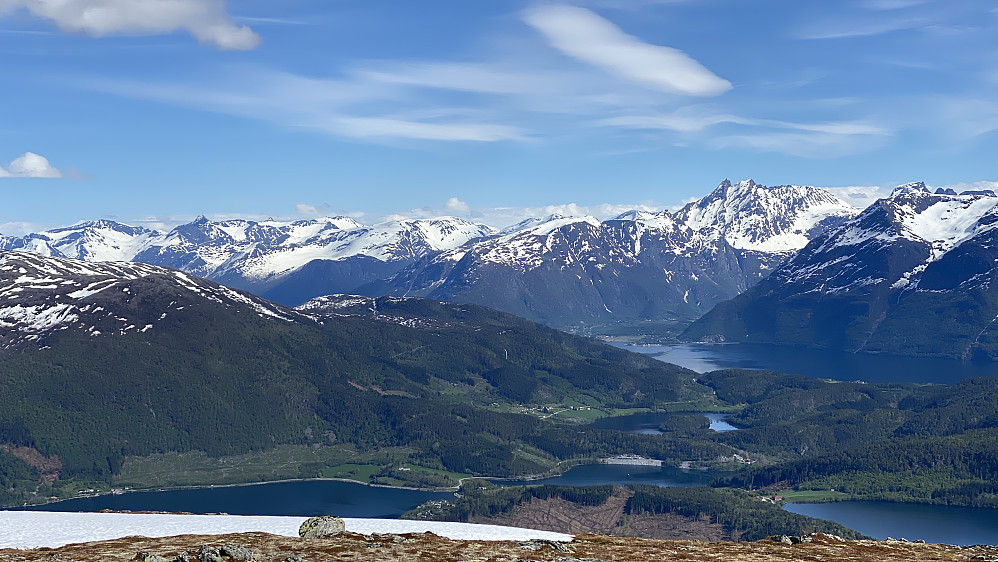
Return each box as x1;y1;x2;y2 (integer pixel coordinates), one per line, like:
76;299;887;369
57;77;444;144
0;251;714;504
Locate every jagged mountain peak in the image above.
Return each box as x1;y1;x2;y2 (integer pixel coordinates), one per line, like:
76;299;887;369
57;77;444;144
676;179;858;253
890;181;929;196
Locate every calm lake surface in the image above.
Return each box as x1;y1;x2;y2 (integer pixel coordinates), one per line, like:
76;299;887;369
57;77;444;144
21;466;998;545
785;501;998;546
24;480;452;518
611;342;998;384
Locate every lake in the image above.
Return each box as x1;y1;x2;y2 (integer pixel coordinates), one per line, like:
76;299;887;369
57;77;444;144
23;480;452;519
23;463;718;518
611;342;998;384
590;411;738;435
785;501;998;546
20;466;998;545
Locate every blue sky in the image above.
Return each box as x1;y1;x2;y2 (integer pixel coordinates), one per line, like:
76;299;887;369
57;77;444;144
2;0;998;233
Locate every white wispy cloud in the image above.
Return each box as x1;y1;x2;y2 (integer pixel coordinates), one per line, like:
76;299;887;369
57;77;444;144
0;0;260;49
938;180;998;193
822;185;893;209
798;17;928;39
861;0;931;10
89;67;528;143
711;130;892;158
379;200;666;229
444;197;471;214
0;152;63;178
523;4;731;96
599;105;891;157
602;107;753;133
335;117;526;142
0;220;49;237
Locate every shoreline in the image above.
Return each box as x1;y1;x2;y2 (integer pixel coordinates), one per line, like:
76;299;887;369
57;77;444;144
3;460;590;512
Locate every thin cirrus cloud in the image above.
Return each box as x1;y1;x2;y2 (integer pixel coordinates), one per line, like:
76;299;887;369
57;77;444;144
0;0;260;50
601;106;892;157
522;4;731;96
0;152;63;179
89;72;529;144
798;17;928;40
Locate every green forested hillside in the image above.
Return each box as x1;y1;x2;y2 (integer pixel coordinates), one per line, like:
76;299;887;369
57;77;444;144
0;284;726;506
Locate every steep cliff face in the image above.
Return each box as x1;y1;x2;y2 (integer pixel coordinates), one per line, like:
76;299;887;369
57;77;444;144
683;184;998;359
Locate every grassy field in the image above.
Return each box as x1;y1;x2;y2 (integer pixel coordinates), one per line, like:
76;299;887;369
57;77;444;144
321;463;382;482
775;489;853;503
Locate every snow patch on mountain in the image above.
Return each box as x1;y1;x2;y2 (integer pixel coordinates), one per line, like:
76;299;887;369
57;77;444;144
0;251;302;348
676;179;858;253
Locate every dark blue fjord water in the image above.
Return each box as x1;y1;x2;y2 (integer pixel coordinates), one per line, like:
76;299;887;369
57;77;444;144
23;480;452;519
785;501;998;546
24;464;715;518
612;342;998;384
20;466;998;545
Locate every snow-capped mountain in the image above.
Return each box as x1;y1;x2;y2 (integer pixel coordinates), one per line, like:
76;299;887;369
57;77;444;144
0;251;303;350
675;179;857;253
358;180;857;328
0;216;496;299
683;183;998;359
0;179;856;330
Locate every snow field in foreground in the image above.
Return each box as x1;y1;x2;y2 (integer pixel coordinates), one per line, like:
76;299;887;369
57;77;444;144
0;511;572;549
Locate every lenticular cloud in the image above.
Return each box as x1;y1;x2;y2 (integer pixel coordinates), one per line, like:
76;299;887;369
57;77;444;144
524;4;731;97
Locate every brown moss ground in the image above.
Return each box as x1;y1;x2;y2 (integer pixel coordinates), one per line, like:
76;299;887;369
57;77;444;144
1;532;995;562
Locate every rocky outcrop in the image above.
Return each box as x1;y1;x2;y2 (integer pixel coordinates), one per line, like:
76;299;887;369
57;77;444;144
6;531;996;562
298;516;346;538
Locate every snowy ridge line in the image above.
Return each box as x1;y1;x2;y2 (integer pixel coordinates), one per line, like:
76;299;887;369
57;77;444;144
1;215;497;285
0;511;573;549
781;183;998;293
0;179;858;285
0;251;305;347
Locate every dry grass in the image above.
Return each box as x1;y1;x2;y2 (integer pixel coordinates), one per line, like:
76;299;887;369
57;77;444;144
1;531;994;562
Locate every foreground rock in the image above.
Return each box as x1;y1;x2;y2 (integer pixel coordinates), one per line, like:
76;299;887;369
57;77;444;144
297;516;345;538
1;531;996;562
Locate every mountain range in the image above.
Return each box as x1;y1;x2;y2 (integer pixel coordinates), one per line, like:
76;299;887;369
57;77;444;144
683;182;998;359
8;177;998;356
0;179;858;330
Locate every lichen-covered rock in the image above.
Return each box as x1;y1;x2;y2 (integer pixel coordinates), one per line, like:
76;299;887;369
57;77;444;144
197;545;223;562
135;551;169;562
220;544;253;561
298;516;346;538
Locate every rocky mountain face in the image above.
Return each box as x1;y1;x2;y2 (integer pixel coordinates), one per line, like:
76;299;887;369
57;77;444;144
0;179;856;330
0;216;495;298
360;180;857;329
683;183;998;359
0;250;302;351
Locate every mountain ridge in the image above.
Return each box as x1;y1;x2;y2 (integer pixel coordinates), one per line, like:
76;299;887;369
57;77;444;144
0;179;857;330
682;183;998;359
